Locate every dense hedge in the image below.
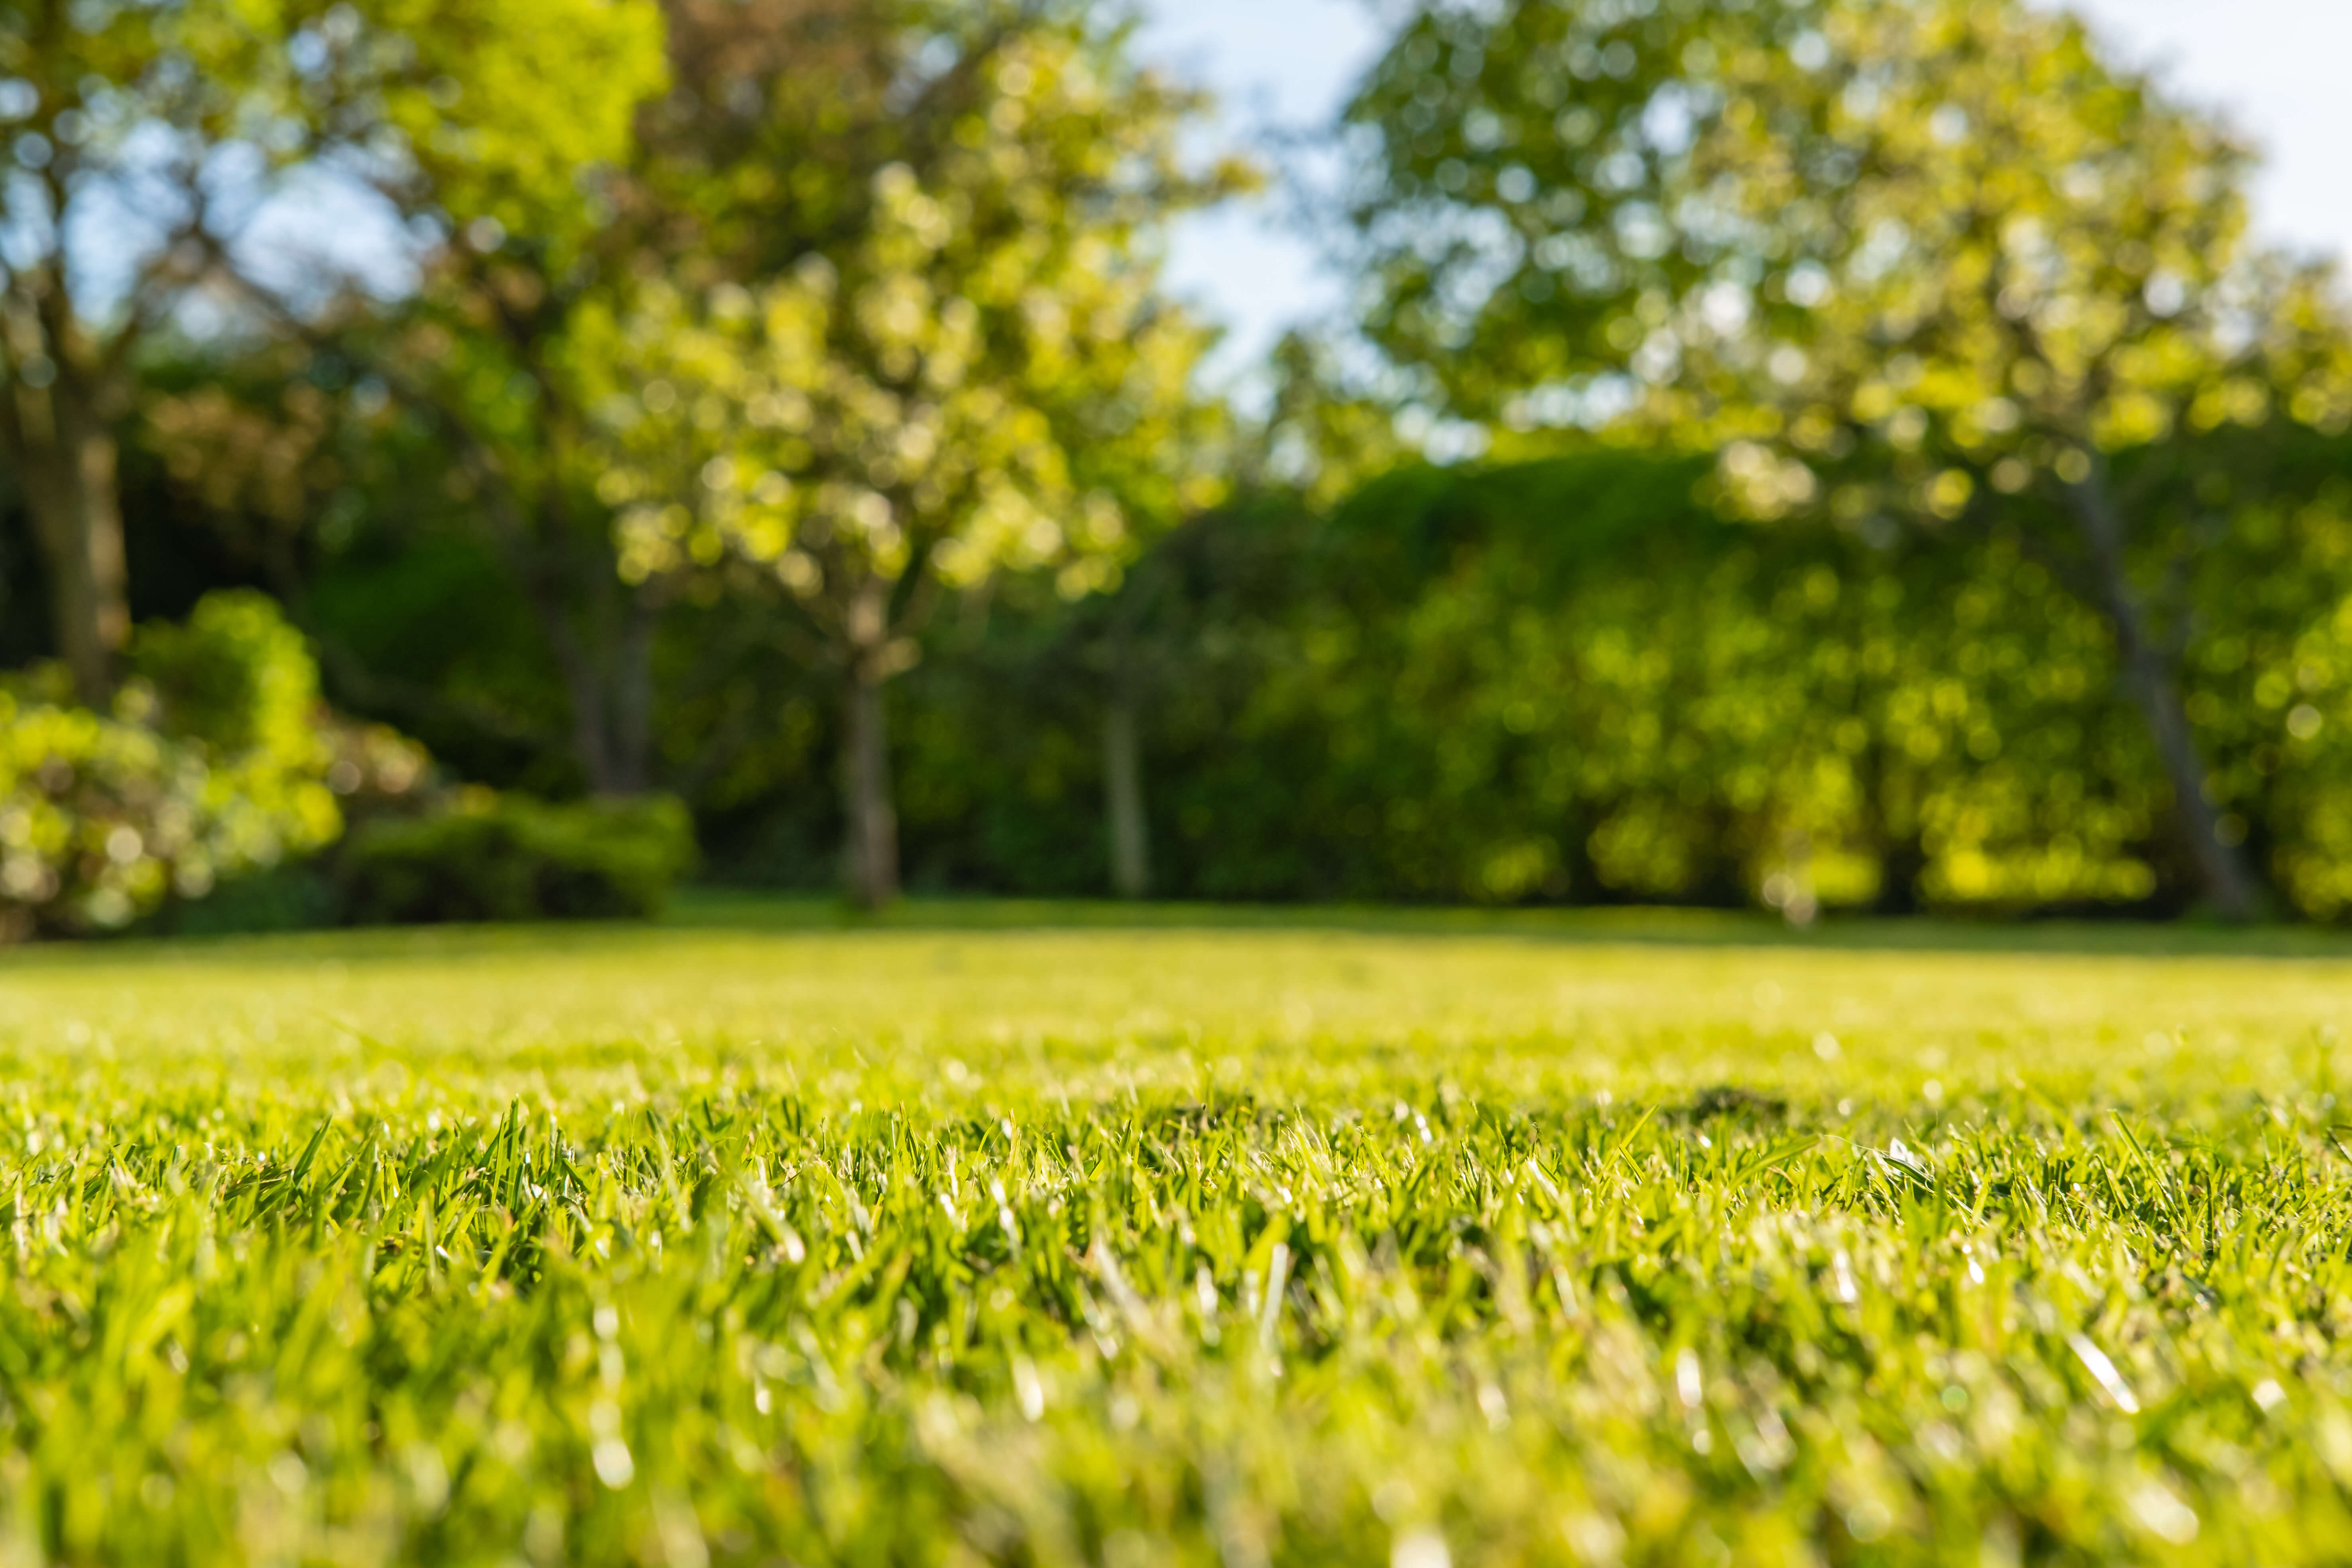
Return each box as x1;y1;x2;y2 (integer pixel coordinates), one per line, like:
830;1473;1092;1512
341;793;697;925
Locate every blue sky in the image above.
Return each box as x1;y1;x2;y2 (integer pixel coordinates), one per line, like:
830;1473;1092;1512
1134;0;2352;379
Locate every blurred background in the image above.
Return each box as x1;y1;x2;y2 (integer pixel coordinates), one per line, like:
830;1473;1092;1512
2;0;2349;936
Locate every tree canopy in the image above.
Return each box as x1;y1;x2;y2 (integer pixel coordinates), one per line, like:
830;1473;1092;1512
0;0;664;700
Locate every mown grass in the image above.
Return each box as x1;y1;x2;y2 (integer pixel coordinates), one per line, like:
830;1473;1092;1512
4;906;2352;1565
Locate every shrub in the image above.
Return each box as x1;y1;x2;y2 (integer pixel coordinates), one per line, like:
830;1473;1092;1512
341;792;695;924
0;592;342;938
127;588;323;759
165;861;342;936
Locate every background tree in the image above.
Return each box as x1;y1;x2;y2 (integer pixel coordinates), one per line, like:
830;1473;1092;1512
285;0;1148;802
0;0;662;710
280;0;669;794
1342;0;2352;918
592;8;1243;907
179;0;915;801
0;0;319;703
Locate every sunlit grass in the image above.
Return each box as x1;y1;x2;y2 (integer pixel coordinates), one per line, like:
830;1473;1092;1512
3;905;2351;1564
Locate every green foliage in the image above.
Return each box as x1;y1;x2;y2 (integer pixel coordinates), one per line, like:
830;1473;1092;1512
1340;0;2352;916
341;792;697;925
126;588;325;758
347;0;668;264
0;0;327;302
1222;455;2158;908
0;0;666;703
826;441;2352;919
589;4;1242;635
165;859;344;936
250;426;2351;923
1247;332;1419;510
44;0;2352;935
0;592;340;937
856;454;2154;910
2170;441;2352;917
5;917;2352;1561
1341;0;2351;453
555;0;1247;901
303;529;592;797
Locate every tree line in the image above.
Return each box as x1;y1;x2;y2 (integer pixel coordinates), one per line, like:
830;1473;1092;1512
2;0;2348;921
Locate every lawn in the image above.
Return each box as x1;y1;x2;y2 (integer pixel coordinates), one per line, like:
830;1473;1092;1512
4;903;2352;1564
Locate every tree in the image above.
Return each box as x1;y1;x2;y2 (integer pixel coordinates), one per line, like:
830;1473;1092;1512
1342;0;2352;918
277;0;670;795
591;8;1241;907
0;1;307;703
290;0;1122;803
0;0;661;710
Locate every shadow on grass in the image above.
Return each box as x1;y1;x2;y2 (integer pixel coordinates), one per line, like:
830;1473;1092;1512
12;888;2352;968
658;890;2352;961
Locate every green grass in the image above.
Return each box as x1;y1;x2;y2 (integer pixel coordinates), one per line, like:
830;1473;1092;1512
5;904;2352;1564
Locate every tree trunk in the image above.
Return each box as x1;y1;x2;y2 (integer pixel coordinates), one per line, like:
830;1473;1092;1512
840;653;899;910
1860;735;1927;915
14;380;130;707
606;590;658;797
545;617;620;795
533;573;659;797
1102;690;1150;899
2065;466;2260;921
2115;638;2257;919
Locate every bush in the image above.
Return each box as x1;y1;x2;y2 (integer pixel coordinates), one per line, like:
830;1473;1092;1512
127;588;323;759
165;861;342;936
0;592;342;937
341;793;695;924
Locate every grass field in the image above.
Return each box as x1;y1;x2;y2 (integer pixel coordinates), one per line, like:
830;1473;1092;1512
6;903;2352;1565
